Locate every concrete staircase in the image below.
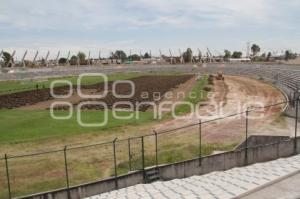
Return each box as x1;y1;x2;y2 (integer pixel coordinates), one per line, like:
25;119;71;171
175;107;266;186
145;168;161;183
86;154;300;199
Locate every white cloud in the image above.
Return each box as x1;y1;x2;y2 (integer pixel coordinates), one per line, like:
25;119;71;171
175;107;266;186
124;0;273;27
0;0;299;52
0;0;280;29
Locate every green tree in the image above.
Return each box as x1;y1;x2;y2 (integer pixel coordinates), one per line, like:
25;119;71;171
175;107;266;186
59;57;67;64
1;51;13;67
40;58;46;66
232;51;243;58
285;50;297;61
266;52;272;61
112;50;127;61
251;44;261;56
69;55;78;65
128;54;141;61
143;52;151;59
224;50;231;60
183;48;193;63
77;52;86;65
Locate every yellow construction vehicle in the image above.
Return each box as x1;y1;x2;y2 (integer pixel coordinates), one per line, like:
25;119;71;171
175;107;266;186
215;71;225;81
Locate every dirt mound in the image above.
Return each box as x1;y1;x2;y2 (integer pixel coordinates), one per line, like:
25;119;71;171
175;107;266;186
0;75;194;111
0;87;69;109
67;75;194;111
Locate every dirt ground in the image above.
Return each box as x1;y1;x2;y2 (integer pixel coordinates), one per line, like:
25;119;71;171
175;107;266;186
154;75;197;114
12;75;194;111
154;75;287;144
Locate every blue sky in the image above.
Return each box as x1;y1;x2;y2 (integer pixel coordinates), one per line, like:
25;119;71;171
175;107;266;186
0;0;299;58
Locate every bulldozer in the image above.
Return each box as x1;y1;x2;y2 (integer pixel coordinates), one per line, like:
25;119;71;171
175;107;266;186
215;71;225;81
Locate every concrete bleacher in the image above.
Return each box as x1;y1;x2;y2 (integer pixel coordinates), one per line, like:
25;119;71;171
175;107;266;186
86;154;300;199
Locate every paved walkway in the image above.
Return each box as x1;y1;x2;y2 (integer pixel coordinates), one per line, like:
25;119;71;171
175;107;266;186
241;172;300;199
86;154;300;199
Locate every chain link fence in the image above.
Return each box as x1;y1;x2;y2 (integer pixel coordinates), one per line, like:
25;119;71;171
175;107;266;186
0;99;297;199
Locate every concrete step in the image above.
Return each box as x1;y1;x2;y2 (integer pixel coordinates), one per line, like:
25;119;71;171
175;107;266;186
145;168;161;183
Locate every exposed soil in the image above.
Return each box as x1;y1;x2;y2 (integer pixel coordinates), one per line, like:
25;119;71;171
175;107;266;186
154;75;287;144
0;87;68;109
76;75;194;111
0;75;194;111
155;76;198;114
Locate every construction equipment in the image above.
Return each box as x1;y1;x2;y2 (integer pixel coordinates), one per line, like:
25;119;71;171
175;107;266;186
55;50;60;66
215;71;225;81
45;51;50;67
169;49;173;64
66;50;70;66
197;48;202;63
21;50;28;67
33;50;39;65
207;47;213;63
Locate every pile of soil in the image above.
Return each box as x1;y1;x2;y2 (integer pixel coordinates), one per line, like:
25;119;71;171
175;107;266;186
0;87;69;109
0;75;194;111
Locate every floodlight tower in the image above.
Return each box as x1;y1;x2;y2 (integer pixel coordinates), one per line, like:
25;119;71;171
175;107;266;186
246;42;251;58
109;50;113;64
8;50;16;67
66;51;70;66
159;49;162;60
21;50;28;67
197;48;202;63
207;48;213;63
169;49;173;64
191;49;194;63
45;51;50;67
179;49;184;64
77;51;80;66
88;51;91;66
139;50;142;59
98;50;101;65
55;51;60;66
33;50;39;66
0;50;2;68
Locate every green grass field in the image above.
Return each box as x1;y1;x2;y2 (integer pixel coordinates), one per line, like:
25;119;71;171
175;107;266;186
0;109;156;144
175;75;208;114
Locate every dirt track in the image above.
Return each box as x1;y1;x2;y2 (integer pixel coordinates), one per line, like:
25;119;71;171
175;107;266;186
154;75;287;144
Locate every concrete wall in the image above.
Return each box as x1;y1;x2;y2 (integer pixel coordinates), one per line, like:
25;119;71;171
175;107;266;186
21;171;144;199
20;137;300;199
235;135;290;150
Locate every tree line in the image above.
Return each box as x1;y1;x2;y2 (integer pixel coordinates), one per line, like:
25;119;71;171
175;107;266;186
0;45;298;67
